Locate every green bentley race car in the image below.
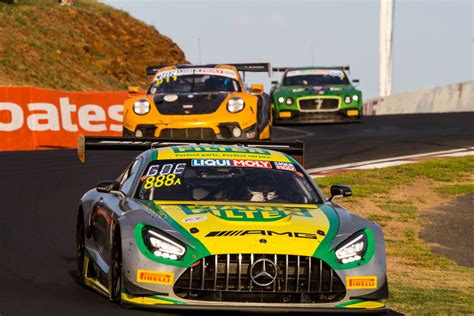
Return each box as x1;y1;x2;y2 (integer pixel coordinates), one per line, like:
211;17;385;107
271;66;363;123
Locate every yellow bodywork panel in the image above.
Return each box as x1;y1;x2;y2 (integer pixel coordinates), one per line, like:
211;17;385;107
154;202;330;256
345;300;385;309
121;293;177;305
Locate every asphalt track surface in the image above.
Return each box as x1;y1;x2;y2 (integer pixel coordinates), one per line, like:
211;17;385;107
0;112;472;315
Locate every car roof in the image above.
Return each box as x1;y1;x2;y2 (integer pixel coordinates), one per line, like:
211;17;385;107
286;66;346;71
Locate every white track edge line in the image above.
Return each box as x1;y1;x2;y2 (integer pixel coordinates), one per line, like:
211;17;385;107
307;147;474;174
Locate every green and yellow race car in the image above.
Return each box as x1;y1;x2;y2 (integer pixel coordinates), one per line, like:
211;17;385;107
75;136;388;313
271;66;363;123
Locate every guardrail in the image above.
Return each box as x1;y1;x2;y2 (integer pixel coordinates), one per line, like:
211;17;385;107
363;81;473;115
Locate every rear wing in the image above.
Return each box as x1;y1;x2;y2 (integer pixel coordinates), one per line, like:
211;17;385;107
272;65;350;74
146;63;272;78
229;63;272;77
146;65;161;76
78;136;304;166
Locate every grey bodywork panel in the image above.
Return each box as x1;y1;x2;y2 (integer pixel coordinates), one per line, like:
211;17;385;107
78;146;387;309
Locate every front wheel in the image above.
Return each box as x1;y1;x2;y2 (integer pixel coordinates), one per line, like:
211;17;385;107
75;210;85;285
110;228;122;302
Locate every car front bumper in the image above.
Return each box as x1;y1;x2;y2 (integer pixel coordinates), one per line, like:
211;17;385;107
121;247;388;313
123;122;258;140
120;293;389;313
274;108;363;124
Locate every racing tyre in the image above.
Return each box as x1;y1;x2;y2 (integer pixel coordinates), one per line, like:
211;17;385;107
75;210;85;285
110;228;122;302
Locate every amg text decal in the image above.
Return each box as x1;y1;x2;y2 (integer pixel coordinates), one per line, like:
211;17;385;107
205;230;317;239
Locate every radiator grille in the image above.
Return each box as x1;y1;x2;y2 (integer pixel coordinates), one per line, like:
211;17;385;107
174;254;345;303
298;98;339;111
159;128;215;140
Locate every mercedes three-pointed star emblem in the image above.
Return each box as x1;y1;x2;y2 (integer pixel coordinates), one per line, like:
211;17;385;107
250;258;278;287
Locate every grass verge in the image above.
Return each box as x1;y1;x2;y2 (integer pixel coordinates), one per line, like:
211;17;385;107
315;156;474;314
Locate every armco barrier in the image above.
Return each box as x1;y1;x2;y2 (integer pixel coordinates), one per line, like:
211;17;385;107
363;81;473;115
0;86;128;151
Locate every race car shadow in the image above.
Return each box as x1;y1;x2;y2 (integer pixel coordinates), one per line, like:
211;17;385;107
68;269;82;285
133;307;404;316
63;256;83;285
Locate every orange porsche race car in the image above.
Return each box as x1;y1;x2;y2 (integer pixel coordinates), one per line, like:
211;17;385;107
123;63;272;140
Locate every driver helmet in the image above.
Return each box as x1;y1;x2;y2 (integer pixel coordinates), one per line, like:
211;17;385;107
246;172;278;202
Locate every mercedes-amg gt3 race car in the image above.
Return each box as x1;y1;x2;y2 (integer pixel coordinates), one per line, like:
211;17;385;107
76;136;388;313
123;63;272;140
271;66;363;124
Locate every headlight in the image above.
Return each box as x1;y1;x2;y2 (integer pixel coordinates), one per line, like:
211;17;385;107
335;231;367;264
285;97;294;105
278;96;285;103
143;227;186;260
133;99;151;115
227;97;245;113
352;95;359;101
344;96;352;104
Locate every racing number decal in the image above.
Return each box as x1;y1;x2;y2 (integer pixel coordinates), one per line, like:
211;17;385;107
155;75;178;86
146;163;186;177
143;163;185;189
144;174;181;189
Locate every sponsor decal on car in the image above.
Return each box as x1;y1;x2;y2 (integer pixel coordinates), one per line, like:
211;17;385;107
346;276;377;289
155;68;238;80
292;88;305;92
286;69;345;78
191;159;272;168
157;146;292;162
179;205;313;222
274;161;296;171
137;270;174;285
182;215;207;223
205;230;318;239
173;145;271;155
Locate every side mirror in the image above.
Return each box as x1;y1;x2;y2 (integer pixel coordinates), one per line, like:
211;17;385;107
250;84;264;93
96;180;120;193
128;86;140;97
352;79;360;87
329;184;352;201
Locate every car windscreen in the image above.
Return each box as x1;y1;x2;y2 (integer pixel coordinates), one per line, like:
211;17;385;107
136;159;321;204
149;68;241;94
283;69;349;86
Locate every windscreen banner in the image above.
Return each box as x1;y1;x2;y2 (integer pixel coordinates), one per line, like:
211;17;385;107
0;86;127;151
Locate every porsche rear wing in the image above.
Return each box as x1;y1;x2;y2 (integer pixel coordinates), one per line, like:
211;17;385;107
78;136;304;166
229;63;272;77
146;65;162;76
273;65;350;74
146;63;272;77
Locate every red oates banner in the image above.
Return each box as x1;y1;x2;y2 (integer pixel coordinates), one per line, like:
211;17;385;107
0;86;127;151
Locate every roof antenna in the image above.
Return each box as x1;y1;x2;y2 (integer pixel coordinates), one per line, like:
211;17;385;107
198;38;202;64
210;128;215;145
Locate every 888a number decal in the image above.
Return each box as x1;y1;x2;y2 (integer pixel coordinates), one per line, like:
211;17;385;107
143;174;181;189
